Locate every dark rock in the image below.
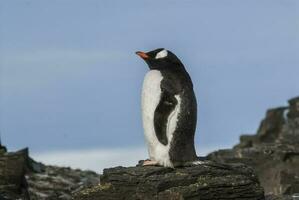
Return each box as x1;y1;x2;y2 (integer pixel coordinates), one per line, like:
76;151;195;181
28;157;46;173
26;165;101;200
0;145;7;154
255;107;287;143
73;162;265;200
0;148;29;200
0;146;101;200
208;96;299;197
287;97;299;119
265;194;293;200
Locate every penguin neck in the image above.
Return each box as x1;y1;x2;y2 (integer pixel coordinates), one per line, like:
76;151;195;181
150;65;193;87
149;62;185;71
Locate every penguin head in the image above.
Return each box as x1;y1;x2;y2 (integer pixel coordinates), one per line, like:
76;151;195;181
136;48;183;70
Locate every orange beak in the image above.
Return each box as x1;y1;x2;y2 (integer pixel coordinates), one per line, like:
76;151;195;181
136;51;149;59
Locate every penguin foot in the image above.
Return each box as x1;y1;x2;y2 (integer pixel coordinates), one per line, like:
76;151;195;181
142;160;159;166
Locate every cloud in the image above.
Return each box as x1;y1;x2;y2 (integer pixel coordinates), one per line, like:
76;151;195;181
31;146;217;173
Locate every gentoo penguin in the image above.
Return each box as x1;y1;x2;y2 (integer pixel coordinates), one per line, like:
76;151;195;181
136;48;199;168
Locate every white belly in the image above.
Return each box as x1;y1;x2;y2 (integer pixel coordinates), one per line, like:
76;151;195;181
141;70;181;167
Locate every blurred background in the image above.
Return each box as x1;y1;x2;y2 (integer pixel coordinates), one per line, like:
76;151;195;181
0;0;298;172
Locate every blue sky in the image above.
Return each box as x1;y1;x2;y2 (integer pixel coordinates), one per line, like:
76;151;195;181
0;0;298;166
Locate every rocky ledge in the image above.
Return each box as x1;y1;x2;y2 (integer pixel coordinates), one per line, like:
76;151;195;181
208;96;299;197
73;162;265;200
0;146;100;200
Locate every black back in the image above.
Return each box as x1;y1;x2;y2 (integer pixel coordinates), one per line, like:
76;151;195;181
159;68;198;166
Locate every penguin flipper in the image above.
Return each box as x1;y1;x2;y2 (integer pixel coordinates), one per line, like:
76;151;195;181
154;90;178;146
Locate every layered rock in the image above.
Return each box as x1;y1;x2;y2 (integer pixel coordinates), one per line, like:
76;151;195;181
27;164;100;200
74;162;265;200
0;147;101;200
208;96;299;197
0;147;29;199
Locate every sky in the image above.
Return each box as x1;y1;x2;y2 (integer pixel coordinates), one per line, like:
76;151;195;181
0;0;298;172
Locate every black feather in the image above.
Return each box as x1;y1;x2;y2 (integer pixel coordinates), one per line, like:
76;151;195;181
154;90;178;145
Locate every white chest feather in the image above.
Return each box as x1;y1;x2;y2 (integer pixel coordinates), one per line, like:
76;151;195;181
141;70;181;167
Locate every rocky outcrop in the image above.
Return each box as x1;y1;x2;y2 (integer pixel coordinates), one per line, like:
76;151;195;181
73;162;265;200
0;147;29;199
1;148;266;200
2;96;299;199
0;149;266;200
27;164;101;200
208;96;299;197
0;146;101;200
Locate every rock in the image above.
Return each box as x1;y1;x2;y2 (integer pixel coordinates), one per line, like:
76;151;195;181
255;107;287;143
73;162;265;200
0;148;29;199
287;97;299;119
0;146;101;200
265;194;293;200
0;144;7;154
27;165;101;200
208;96;299;197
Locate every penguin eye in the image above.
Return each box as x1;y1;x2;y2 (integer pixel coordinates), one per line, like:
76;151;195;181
155;49;168;59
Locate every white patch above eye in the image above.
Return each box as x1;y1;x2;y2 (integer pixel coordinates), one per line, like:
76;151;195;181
155;49;168;59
